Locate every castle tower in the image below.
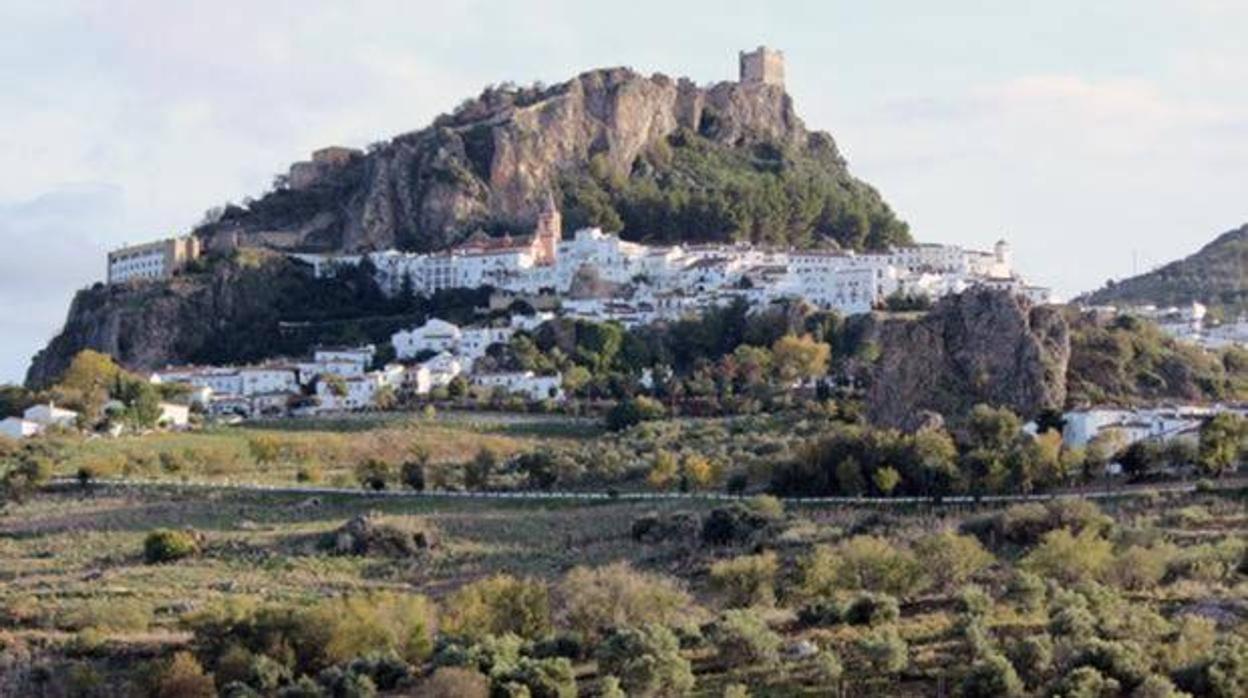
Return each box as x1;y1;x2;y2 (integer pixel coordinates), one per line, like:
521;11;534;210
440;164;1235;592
739;46;785;87
532;191;561;266
994;239;1012;272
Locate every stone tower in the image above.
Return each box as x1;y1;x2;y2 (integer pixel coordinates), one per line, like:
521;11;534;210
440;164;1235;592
532;191;562;266
739;46;785;87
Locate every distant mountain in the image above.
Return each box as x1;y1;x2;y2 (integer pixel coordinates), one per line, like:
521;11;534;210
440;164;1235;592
1081;224;1248;316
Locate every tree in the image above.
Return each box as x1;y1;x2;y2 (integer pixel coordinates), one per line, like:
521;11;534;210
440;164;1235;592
442;574;551;641
965;404;1022;453
1021;528;1112;584
606;396;665;432
709;552;779;607
857;626;908;674
1;451;53;505
872;466;901;496
1198;413;1246;478
558;563;694;640
596;625;694;698
373;384;397;410
647;450;679;490
770;334;831;385
681;453;716;490
960;653;1024;698
151;651;216;698
709;609;782;667
913;532;994;591
465;447;497;490
401;449;428;491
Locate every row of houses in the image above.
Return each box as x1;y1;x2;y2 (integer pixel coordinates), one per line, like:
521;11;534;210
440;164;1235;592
295;198;1053;328
150;339;565;420
1060;404;1247;450
0;400;192;441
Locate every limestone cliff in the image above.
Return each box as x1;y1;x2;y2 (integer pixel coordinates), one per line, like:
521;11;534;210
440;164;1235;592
196;67;903;254
858;289;1071;428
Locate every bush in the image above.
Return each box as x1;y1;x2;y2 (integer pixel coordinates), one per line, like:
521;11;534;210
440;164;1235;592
1069;638;1151;691
596;625;695;698
1172;636;1247;698
1004;570;1046;613
709;609;782;667
494;656;577;698
143;528;201;564
826;535;927;598
442;575;551;642
815;649;844;683
959;653;1023;698
1051;666;1121;697
415;667;490;698
1006;634;1053;687
1108;544;1174;591
630;511;699;544
856;626;908;674
1021;528;1112;584
355;459;394;490
797;598;844;627
913;532;994;591
605;397;666;431
599;676;626;698
152;651;216;698
1132;675;1188;698
559;563;695;640
843;593;901;627
709;551;778;607
700;503;775;546
957;585;993;620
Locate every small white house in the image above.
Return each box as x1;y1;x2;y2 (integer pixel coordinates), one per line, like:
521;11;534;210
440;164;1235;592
392;319;461;360
314;345;376;369
0;417;42;440
472;371;564;402
158;402;191;428
23;403;79;428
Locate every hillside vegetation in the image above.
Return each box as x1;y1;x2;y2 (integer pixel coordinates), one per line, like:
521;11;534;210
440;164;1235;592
1082;224;1248;317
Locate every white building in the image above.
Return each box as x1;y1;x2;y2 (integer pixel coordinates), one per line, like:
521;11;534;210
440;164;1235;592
1063;404;1247;449
23;403;79;429
314;345;376;370
0;417;42;440
158;402;191;428
392;319;462;360
472;371;565;402
107;235;201;284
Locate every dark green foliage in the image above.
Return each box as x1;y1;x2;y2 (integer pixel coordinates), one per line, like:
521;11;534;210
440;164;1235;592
959;653;1024;698
604;396;666;432
559;129;910;252
843;593;901;627
699;503;777;546
708;609;782;667
1065;308;1246;406
596;625;694;697
797;599;844;628
143;529;200;564
493;656;577;698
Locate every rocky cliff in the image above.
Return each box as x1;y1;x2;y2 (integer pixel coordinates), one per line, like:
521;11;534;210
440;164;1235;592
197;67;906;254
860;289;1071;428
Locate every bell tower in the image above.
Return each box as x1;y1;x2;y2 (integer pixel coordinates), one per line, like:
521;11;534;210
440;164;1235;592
532;191;561;266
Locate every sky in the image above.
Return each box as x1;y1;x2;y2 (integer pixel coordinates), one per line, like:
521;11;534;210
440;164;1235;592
1;0;1245;384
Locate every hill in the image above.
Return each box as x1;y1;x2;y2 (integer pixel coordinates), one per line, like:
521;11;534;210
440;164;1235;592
1081;224;1248;316
194;66;910;254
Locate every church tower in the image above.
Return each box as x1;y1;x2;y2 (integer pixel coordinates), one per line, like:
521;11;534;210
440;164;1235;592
532;191;562;266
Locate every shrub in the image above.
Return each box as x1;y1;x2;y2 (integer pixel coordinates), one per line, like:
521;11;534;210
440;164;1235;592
913;532;994;591
415;667;490;698
708;551;778;608
957;585;993;620
1021;528;1112;584
856;626;908;674
797;598;844;628
959;653;1023;698
1051;666;1121;697
630;511;699;544
709;609;782;667
1173;636;1248;698
843;593;901;627
494;656;577;698
605;397;666;431
599;676;626;698
443;575;551;642
1048;593;1098;638
1132;675;1188;698
1108;544;1174;591
815;649;844;683
1005;634;1053;687
1069;638;1151;691
596;625;695;698
1004;570;1046;613
723;684;750;698
152;651;216;698
355;459;394;490
143;528;200;564
701;503;775;546
826;535;927;598
559;563;695;640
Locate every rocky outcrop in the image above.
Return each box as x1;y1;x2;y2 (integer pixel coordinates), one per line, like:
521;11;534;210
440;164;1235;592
859;289;1071;428
197;68;838;253
26;254;308;388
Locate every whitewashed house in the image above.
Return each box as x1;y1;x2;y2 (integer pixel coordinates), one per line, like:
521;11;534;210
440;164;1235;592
0;417;42;439
23;403;79;429
158;402;191;428
313;345;376;371
472;371;565;401
392;319;462;360
239;366;300;396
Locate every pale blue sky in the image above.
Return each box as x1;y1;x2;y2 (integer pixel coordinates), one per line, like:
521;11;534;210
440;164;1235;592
2;1;1245;383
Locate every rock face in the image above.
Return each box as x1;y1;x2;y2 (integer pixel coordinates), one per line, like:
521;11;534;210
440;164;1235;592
26;255;307;388
197;68;832;253
860;289;1071;428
